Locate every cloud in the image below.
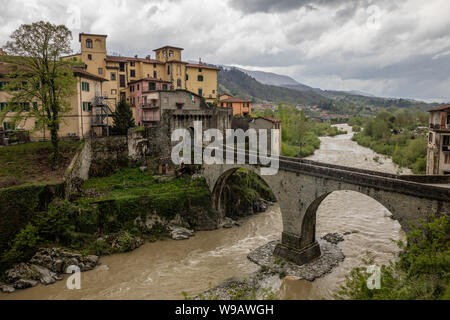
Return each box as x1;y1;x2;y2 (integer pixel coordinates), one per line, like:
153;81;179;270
0;0;449;101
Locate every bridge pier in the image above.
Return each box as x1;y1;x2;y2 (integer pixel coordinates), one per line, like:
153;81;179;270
273;232;321;265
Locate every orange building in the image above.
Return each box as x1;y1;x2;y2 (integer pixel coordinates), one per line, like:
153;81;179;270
219;95;251;116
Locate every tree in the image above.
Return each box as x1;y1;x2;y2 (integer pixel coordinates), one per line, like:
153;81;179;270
112;99;135;135
0;21;76;167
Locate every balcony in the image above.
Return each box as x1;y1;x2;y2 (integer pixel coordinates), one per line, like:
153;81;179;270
141;103;159;109
443;145;450;152
429;123;450;131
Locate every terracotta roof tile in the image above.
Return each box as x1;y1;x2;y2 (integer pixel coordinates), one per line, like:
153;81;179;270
428;104;450;112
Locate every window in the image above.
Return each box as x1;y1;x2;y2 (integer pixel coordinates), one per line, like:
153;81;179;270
443;135;450;146
429;132;434;143
177;79;181;88
82;102;92;111
198;88;203;96
153;63;156;68
153;71;157;78
88;54;92;60
130;85;134;92
162;84;168;91
198;75;203;82
130;69;136;77
130;61;135;67
0;82;4;90
176;103;184;109
137;84;140;90
212;90;215;94
119;63;125;72
81;81;90;92
185;74;189;81
169;50;174;57
111;72;116;81
120;75;126;87
0;102;5;111
198;68;202;72
98;68;103;75
148;82;156;91
167;65;171;75
86;39;93;48
445;154;450;164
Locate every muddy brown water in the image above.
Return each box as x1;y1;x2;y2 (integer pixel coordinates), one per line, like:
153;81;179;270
1;124;406;300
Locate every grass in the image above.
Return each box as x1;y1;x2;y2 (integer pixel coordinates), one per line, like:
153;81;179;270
0;141;81;188
81;168;209;203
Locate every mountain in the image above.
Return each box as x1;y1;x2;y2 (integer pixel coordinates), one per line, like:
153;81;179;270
234;67;303;87
218;67;438;112
218;67;331;106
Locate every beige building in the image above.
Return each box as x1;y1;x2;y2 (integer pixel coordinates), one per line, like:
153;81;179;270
427;104;450;175
0;62;107;141
63;34;219;107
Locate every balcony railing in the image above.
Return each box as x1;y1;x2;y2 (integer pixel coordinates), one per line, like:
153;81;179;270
141;103;159;109
429;123;450;130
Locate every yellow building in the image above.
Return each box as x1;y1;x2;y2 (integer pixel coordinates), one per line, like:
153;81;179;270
64;34;219;106
0;62;107;141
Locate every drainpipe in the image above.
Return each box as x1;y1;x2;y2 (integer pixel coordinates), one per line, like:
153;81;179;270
79;77;84;139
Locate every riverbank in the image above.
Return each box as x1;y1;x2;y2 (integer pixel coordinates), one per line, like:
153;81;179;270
1;124;406;300
0;166;276;295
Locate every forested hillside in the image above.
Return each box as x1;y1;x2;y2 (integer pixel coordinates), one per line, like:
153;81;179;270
219;67;440;112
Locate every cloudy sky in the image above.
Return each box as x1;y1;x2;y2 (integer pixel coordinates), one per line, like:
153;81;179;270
1;0;449;102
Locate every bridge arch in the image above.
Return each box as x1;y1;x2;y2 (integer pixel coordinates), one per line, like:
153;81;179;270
202;159;450;266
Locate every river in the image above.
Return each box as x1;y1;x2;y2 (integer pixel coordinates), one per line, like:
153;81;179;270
1;124;407;300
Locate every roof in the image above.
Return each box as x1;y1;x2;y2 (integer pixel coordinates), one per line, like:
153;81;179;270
73;67;107;82
220;97;251;103
153;45;184;52
105;55;163;64
428;104;450;112
79;33;107;41
254;116;282;123
186;63;220;70
128;77;172;85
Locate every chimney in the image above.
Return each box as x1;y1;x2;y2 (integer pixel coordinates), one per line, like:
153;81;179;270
134;54;138;58
146;55;151;59
199;57;202;64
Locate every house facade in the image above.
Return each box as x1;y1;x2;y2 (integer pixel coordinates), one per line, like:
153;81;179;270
427;104;450;175
219;95;252;116
63;34;219;106
0;63;107;141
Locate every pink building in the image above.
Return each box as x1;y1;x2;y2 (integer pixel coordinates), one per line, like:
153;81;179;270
128;77;172;126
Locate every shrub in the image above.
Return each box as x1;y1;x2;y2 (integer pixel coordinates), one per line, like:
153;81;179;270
336;216;450;300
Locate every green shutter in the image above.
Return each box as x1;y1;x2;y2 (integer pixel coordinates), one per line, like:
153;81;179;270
0;102;4;111
82;102;86;111
81;82;85;91
88;102;92;111
87;83;90;92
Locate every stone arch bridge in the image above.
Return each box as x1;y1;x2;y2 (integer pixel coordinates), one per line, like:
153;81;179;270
201;154;450;265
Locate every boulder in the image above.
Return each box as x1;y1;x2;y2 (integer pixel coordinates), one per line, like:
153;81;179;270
322;233;344;245
14;279;38;289
0;284;15;293
169;226;195;240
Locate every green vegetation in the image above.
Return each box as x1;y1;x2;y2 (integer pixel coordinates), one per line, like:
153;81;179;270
0;141;80;188
219;68;438;113
111;99;135;135
1;21;78;167
221;168;276;218
336;216;450;300
275;104;346;157
0;168;213;273
349;109;429;173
